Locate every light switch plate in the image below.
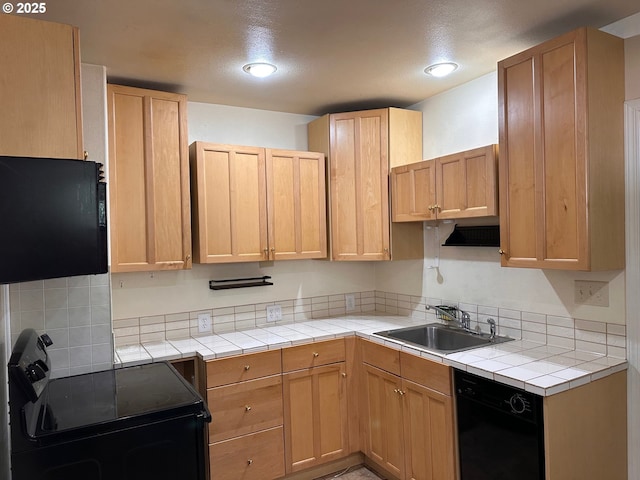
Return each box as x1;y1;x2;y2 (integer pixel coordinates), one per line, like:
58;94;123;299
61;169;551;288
574;280;609;307
198;313;212;333
266;305;282;322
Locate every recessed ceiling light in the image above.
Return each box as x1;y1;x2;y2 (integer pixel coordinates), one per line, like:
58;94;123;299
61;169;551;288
243;62;277;78
424;62;459;78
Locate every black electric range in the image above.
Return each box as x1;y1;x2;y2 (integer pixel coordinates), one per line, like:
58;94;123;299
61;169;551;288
8;328;211;480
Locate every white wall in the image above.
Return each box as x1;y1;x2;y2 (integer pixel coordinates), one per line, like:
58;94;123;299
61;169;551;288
417;71;498;160
111;262;375;319
110;103;375;320
187;102;316;149
375;71;626;324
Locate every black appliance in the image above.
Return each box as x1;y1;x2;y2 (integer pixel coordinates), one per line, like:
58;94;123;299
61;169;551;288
0;155;108;284
8;329;211;480
455;370;545;480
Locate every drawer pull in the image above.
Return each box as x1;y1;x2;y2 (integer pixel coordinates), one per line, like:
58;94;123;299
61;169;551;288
247;459;253;466
245;405;252;412
342;372;347;378
244;365;250;371
313;352;319;357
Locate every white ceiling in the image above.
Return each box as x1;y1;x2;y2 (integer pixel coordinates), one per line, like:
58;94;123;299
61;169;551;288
25;0;640;116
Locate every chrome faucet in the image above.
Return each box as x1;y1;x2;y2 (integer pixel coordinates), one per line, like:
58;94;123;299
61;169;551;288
487;318;497;340
426;305;472;332
460;311;471;330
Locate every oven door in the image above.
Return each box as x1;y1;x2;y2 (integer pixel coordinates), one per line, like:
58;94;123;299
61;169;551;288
11;412;208;480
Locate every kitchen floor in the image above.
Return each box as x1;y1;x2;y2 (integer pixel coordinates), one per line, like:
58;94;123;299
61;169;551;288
315;465;386;480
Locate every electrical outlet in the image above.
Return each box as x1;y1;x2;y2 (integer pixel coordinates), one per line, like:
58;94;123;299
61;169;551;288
345;294;356;312
266;304;282;322
198;313;212;333
574;280;609;307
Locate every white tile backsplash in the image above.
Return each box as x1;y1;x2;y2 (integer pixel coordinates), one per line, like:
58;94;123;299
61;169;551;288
106;289;628;367
9;273;113;378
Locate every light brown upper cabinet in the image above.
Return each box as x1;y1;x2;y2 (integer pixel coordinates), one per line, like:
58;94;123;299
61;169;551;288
391;145;498;222
498;27;624;271
190;142;327;263
308;108;424;261
107;84;191;272
0;14;83;159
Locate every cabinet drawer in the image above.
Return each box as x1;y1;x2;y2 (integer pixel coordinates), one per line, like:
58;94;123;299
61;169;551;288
282;338;345;372
400;351;452;395
360;339;400;376
210;426;285;480
208;375;283;442
206;349;281;387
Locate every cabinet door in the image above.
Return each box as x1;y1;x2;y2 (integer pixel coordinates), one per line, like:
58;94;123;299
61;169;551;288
391;160;437;222
107;85;191;272
402;379;455;480
329;110;390;260
498;28;623;270
362;364;404;479
190;142;268;263
436;145;498;219
499;33;583;268
283;363;349;473
266;149;327;260
0;14;82;159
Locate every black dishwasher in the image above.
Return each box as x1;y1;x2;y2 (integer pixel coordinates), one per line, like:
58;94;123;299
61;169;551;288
455;370;545;480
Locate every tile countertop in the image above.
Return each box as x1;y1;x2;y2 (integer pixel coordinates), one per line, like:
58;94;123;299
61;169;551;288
114;315;627;397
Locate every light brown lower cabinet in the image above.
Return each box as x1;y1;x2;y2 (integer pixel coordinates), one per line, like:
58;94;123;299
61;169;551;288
402;379;455;480
283;363;349;473
544;370;627;480
206;351;285;480
363;363;405;477
361;340;456;480
209;426;285;480
202;337;624;480
282;339;350;474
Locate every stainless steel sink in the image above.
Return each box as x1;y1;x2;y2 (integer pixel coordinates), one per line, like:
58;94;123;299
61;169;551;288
375;323;514;354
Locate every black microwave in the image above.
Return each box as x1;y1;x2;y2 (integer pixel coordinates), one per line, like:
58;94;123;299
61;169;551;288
0;155;108;284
